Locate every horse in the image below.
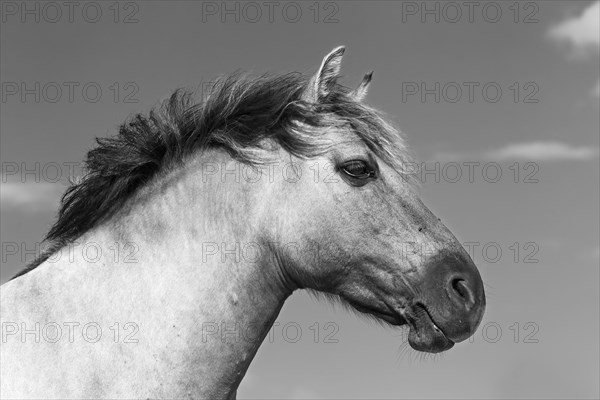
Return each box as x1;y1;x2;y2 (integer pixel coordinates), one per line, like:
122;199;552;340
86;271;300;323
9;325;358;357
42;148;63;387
0;47;485;399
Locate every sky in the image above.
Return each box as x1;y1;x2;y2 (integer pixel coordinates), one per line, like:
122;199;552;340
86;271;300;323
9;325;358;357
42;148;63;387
1;1;599;398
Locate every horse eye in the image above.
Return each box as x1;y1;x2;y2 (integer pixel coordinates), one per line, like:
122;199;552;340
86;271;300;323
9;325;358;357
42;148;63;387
341;160;375;180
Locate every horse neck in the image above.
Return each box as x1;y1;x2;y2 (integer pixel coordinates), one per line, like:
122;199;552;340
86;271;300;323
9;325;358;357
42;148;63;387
36;150;294;397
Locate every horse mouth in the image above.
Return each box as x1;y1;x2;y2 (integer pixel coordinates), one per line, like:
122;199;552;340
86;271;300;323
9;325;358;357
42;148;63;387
350;301;454;353
403;303;454;353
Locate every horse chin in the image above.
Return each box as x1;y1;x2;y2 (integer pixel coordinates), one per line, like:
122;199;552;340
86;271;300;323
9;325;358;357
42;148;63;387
405;304;455;353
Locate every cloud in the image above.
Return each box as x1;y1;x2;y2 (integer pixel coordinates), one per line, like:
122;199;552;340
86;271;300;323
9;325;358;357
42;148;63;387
483;141;599;161
434;141;599;162
0;181;64;210
548;1;600;54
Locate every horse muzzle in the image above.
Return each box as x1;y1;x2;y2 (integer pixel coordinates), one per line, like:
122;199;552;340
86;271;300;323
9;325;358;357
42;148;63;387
405;250;486;353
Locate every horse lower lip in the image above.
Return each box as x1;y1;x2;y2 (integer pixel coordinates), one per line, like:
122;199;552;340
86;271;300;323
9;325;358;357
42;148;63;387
406;305;454;353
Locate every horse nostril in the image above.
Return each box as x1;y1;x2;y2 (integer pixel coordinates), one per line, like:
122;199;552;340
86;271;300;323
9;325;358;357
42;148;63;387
452;279;467;298
450;278;474;306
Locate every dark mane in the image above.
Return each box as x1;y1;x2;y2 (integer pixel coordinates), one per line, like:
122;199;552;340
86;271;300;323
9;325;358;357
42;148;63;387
13;71;412;279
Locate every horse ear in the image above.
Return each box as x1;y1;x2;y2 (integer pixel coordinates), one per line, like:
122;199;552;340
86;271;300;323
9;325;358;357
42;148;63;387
349;71;373;102
303;46;345;103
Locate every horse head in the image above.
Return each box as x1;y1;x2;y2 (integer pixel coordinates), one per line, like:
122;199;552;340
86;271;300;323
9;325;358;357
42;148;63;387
261;47;486;352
